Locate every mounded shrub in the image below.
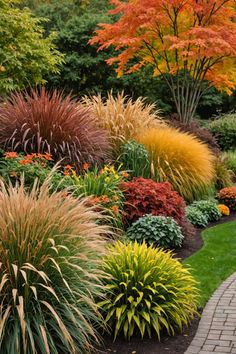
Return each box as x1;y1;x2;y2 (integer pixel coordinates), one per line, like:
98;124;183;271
209;114;236;151
100;241;199;339
217;186;236;211
0;180;108;353
118;140;151;178
0;88;110;172
185;206;208;227
121;177;186;227
136;127;215;202
126;214;184;248
82;92;163;154
191;200;221;222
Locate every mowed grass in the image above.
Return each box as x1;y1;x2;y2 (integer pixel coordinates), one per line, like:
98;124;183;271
183;220;236;306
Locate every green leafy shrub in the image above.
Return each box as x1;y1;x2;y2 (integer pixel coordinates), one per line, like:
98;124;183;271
209;114;236;151
0;180;108;353
185;206;208;227
100;241;199;340
191;200;221;222
126;214;184;248
118;140;151;178
223;150;236;176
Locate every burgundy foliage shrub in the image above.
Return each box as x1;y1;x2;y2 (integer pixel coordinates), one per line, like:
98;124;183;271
121;177;192;237
167;113;220;155
0;89;111;171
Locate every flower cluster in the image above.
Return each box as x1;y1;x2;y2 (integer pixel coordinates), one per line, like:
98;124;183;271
218;186;236;211
5;152;53;165
0;152;56;190
218;204;230;216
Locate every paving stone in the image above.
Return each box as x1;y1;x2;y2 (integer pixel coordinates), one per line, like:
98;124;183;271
184;272;236;354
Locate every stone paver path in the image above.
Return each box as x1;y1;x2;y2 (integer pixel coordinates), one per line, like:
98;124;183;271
185;272;236;354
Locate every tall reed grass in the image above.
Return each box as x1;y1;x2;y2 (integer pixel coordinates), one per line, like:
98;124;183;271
0;179;108;353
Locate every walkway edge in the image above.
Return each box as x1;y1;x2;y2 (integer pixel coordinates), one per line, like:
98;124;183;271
185;272;236;354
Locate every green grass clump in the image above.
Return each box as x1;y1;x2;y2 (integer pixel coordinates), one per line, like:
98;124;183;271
184;220;236;306
223;150;236;176
118;140;151;178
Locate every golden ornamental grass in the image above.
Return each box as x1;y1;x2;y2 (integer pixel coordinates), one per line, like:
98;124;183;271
136;127;215;201
82;92;164;155
0;179;109;354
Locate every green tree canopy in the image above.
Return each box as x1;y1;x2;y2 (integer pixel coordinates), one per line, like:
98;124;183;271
0;0;63;95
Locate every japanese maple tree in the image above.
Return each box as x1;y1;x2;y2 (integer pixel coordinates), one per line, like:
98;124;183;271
90;0;236;122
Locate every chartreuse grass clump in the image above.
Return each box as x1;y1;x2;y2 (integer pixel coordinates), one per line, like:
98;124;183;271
0;180;108;354
100;241;199;340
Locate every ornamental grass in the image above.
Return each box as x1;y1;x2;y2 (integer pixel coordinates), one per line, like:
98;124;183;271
0;179;108;353
82;92;163;155
136;127;215;202
0;88;110;172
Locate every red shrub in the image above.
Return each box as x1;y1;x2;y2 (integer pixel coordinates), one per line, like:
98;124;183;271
121;177;186;227
0;89;111;172
217;186;236;211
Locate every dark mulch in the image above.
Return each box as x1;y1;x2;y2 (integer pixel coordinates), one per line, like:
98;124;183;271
97;213;236;354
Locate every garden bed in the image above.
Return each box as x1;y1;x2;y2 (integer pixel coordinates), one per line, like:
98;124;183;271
97;212;236;354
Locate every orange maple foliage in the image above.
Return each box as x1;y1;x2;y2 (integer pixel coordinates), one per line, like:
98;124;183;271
90;0;236;121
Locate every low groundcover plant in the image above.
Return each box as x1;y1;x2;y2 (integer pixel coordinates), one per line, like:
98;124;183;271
100;241;199;340
126;214;184;248
0;180;108;353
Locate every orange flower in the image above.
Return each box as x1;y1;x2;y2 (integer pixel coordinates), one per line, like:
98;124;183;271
100;195;110;203
4;152;18;159
63;170;70;176
43;153;53;161
65;165;73;170
20;158;32;165
111;205;119;215
83;163;90;171
89;196;102;205
121;172;129;178
25;153;36;159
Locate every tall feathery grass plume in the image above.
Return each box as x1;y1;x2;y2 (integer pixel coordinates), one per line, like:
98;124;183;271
0;179;109;353
0;88;111;172
82;92;164;155
136;127;215;201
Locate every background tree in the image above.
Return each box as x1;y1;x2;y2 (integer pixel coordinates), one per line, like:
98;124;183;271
0;0;63;96
90;0;236;122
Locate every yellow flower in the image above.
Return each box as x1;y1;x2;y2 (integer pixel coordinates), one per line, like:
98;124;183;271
218;204;230;216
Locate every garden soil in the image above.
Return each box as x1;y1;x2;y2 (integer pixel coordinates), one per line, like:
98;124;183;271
97;213;236;354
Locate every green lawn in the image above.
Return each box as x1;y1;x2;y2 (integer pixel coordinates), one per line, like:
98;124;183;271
183;220;236;306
